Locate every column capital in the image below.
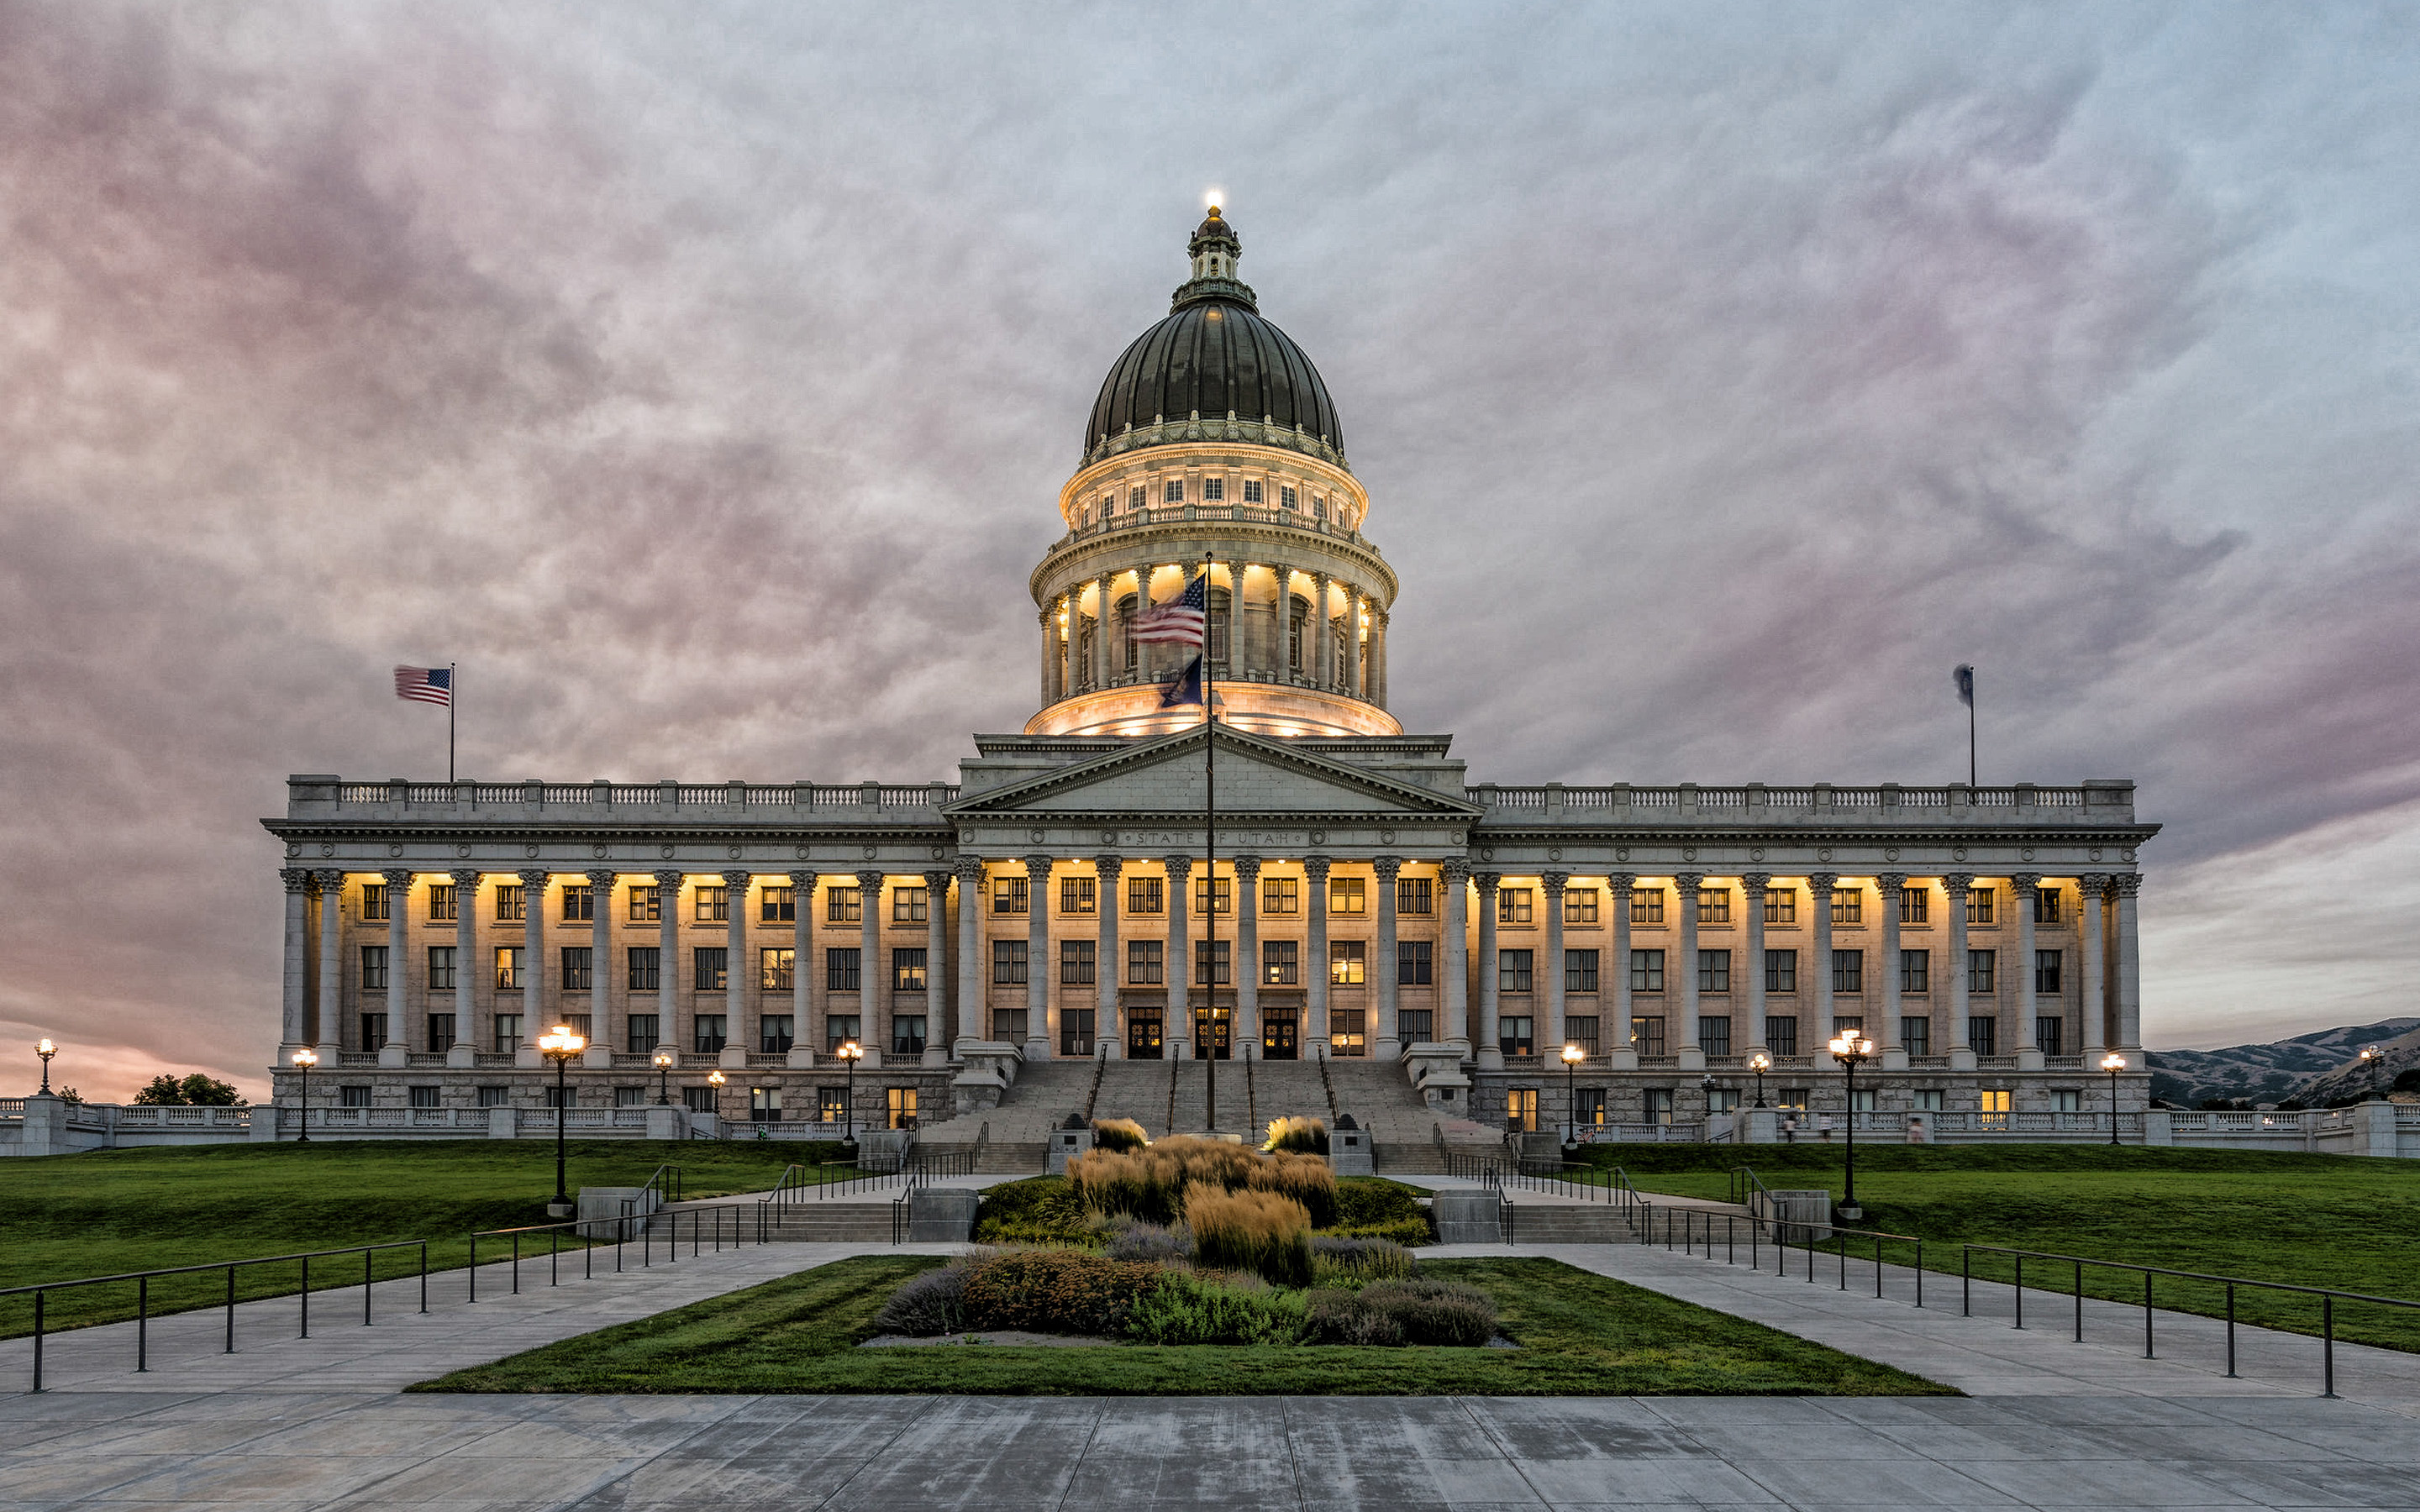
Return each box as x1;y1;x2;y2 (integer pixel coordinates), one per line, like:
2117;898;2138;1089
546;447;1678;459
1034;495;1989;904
1229;854;1260;882
1607;871;1635;893
1673;870;1703;892
788;868;819;891
1370;855;1403;883
855;868;887;891
1940;872;1975;893
1739;871;1770;893
1021;853;1055;879
381;868;415;890
313;868;347;890
652;868;686;890
1805;872;1839;895
282;868;316;894
1301;855;1330;881
2009;872;2042;894
921;868;954;893
1441;858;1472;885
584;869;618;890
1471;870;1500;894
514;868;550;890
450;868;484;890
722;869;754;891
1094;853;1125;881
2073;872;2109;898
1539;869;1567;895
955;856;986;885
1876;871;1907;892
2107;874;2142;898
1164;854;1194;882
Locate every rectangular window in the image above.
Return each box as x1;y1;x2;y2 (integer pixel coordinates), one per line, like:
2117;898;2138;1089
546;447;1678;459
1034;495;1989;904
1914;1088;1944;1111
1193;875;1234;916
627;947;660;991
1060;1009;1096;1058
1833;1015;1864;1036
1697;885;1731;924
1497;948;1532;993
1631;887;1666;925
429;884;456;923
1629;948;1665;993
626;1014;658;1054
693;1015;728;1053
1060;939;1096;984
893;886;929;923
1202;475;1223;501
1566;1015;1600;1056
1765;1016;1798;1057
1643;1089;1674;1126
1397;939;1433;985
760;885;795;923
476;1084;509;1109
1128;483;1147;512
1967;887;1996;927
1261;939;1297;985
1900;885;1928;926
1902;1016;1930;1057
1565;948;1599;993
1260;875;1297;915
2051;1086;2081;1113
2037;1016;2064;1056
340;1084;372;1110
1575;1087;1607;1126
1280;484;1298;510
826;1014;862;1053
2035;949;2064;994
2035;888;2064;927
1764;887;1798;926
1901;948;1931;994
815;1086;848;1124
1630;1016;1666;1057
892;1016;926;1057
828;885;863;923
1831;949;1864;995
696;885;729;923
1563;888;1599;925
1969;949;1996;994
358;1014;387;1053
427;1013;456;1053
1128;939;1163;985
1400;1007;1435;1042
1058;876;1095;916
760;948;794;991
1397;877;1434;916
1328;940;1364;986
1496;886;1532;924
1242;479;1262;503
1969;1018;1998;1056
1701;1016;1733;1058
493;1014;523;1053
1200;939;1235;986
827;948;862;992
1163;478;1183;503
562;885;593;922
1329;876;1367;916
991;1007;1027;1042
360;944;388;990
542;1084;576;1110
1850;1088;1877;1112
681;1085;715;1113
991;941;1027;985
363;883;389;923
1127;875;1165;915
560;947;592;991
627;885;659;922
495;885;524;923
693;947;727;991
1832;888;1864;926
886;1087;918;1130
760;1016;794;1054
1765;948;1797;993
1497;1016;1533;1058
893;948;928;991
1698;949;1731;994
494;947;522;990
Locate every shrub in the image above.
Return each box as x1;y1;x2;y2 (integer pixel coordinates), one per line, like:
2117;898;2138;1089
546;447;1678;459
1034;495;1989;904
1309;1236;1418;1284
959;1250;1164;1336
1102;1217;1192;1263
1126;1270;1308;1345
1305;1287;1406;1345
1187;1183;1313;1287
1092;1117;1149;1152
1322;1217;1432;1247
1331;1178;1428;1233
972;1177;1094;1247
1068;1137;1265;1224
1248;1151;1339;1227
1262;1115;1328;1155
870;1261;971;1336
1359;1277;1497;1347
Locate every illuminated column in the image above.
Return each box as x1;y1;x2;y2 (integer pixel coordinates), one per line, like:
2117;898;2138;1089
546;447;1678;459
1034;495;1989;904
517;869;550;1060
313;869;345;1048
1303;856;1331;1055
1165;855;1193;1058
857;869;886;1064
1943;873;1973;1063
1371;609;1389;706
1807;873;1838;1049
1097;856;1125;1058
955;858;985;1047
1541;872;1568;1055
788;869;818;1067
1474;871;1501;1069
1023;856;1055;1056
2012;874;2041;1066
378;869;413;1062
1440;859;1471;1047
1344;586;1364;698
1231;857;1260;1056
652;870;682;1056
921;869;952;1066
280;869;312;1052
1093;573;1114;690
1740;874;1769;1062
1038;608;1055;705
1674;871;1703;1068
1876;872;1906;1068
2112;874;2142;1054
586;869;618;1066
451;869;482;1059
1608;874;1635;1068
1372;857;1402;1058
2076;875;2107;1054
1313;573;1334;691
722;870;751;1064
1057;594;1077;699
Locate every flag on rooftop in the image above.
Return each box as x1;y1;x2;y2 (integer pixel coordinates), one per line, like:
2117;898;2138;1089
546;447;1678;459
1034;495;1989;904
1954;664;1975;708
1130;573;1207;647
394;665;453;707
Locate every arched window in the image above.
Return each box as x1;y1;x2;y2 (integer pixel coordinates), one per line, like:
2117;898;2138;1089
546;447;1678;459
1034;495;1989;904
1118;595;1139;672
1207;589;1231;667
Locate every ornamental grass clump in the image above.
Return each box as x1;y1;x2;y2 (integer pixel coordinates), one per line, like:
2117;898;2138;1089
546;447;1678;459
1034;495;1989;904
1309;1235;1418;1285
1091;1117;1149;1152
869;1256;980;1336
1249;1150;1339;1227
958;1250;1164;1336
1068;1135;1264;1223
1186;1182;1313;1287
1262;1115;1328;1155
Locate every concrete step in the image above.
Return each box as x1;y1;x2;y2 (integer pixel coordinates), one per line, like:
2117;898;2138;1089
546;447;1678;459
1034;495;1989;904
1502;1205;1642;1244
977;1142;1048;1173
757;1202;903;1242
1372;1142;1445;1173
1092;1060;1176;1135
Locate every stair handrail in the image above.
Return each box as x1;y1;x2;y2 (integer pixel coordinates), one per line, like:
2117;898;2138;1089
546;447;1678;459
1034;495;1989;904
764;1163;813;1212
1084;1044;1107;1120
1317;1043;1339;1119
1165;1055;1179;1135
638;1163;681;1207
1729;1164;1779;1213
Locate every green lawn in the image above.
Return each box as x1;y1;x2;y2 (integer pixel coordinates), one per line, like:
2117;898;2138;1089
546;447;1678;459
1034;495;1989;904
412;1254;1951;1396
0;1139;847;1337
1568;1144;2420;1352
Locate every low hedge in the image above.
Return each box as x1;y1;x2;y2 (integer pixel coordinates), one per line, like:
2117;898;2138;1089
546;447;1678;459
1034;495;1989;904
971;1177;1095;1247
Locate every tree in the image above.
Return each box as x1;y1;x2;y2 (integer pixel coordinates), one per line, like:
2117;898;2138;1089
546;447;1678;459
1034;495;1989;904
132;1073;247;1107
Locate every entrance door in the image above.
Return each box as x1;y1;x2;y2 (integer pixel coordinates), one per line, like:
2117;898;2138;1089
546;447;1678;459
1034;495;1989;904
1127;1009;1164;1059
1263;1008;1298;1060
1193;1005;1233;1060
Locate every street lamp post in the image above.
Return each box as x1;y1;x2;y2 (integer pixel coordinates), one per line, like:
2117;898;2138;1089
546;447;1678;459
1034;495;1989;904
1560;1043;1585;1150
538;1023;587;1217
651;1047;675;1105
836;1039;863;1155
35;1038;57;1095
1748;1049;1771;1109
2101;1052;2129;1146
1827;1029;1876;1221
290;1047;318;1142
707;1068;728;1131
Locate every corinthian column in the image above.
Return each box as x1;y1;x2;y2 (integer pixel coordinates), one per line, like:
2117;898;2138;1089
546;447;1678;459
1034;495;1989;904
2012;873;2042;1068
1540;871;1568;1057
1877;871;1907;1069
923;869;952;1066
1373;856;1402;1058
1473;871;1501;1069
2112;874;2143;1058
955;858;986;1048
1097;856;1125;1058
1807;873;1838;1055
1673;872;1703;1069
1094;573;1114;691
381;869;413;1064
2076;875;2108;1055
723;869;752;1068
787;869;817;1068
1739;874;1769;1063
1441;860;1471;1048
1608;874;1635;1068
450;869;481;1063
652;870;682;1058
280;869;313;1053
586;869;618;1068
516;869;550;1065
1022;856;1054;1057
1943;873;1974;1066
1313;573;1334;691
313;869;345;1050
1165;855;1193;1058
1303;857;1331;1057
857;869;886;1065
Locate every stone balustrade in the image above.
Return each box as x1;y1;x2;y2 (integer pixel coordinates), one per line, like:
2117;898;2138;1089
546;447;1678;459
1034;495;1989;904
1467;781;2133;822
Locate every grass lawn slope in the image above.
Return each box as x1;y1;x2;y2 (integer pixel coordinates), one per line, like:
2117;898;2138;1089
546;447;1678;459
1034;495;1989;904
413;1254;1950;1397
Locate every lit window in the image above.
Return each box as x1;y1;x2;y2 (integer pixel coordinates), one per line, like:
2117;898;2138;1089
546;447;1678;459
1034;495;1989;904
1763;888;1797;926
827;885;861;923
1261;875;1298;915
991;877;1028;916
1330;941;1366;986
760;885;795;923
625;885;658;922
562;885;593;922
1697;886;1730;924
696;885;729;923
892;886;928;923
1630;888;1666;926
1059;876;1095;916
1330;876;1367;916
1563;889;1598;925
1497;887;1532;924
1831;888;1864;927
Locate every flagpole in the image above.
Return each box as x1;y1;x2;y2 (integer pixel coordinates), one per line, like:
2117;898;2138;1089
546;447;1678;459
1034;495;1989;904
449;663;458;785
1202;553;1220;1124
1966;672;1976;788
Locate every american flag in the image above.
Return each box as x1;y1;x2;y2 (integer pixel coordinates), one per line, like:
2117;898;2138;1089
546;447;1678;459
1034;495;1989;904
1130;573;1207;647
394;665;452;706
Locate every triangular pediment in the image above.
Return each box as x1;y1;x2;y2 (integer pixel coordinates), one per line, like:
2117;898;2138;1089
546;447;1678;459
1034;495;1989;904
945;726;1481;822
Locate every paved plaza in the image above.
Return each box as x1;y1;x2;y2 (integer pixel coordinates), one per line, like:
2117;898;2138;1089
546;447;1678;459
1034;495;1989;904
5;1236;2419;1510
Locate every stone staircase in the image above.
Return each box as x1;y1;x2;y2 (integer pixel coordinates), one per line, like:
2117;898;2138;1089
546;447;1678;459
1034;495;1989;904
755;1200;901;1242
911;1059;1097;1173
1501;1202;1644;1244
1092;1059;1175;1133
1321;1057;1499;1174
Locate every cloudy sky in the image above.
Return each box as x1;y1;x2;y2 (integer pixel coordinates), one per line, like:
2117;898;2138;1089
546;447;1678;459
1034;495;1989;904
3;2;2416;1098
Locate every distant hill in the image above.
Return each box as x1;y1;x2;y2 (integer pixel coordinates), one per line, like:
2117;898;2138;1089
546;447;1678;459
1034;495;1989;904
2145;1018;2420;1108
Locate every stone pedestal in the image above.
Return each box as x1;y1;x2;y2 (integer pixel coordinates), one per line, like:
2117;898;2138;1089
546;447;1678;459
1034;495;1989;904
1738;1107;1779;1144
907;1187;980;1242
446;1043;476;1068
1948;1047;1978;1072
1431;1189;1502;1245
718;1044;748;1071
786;1046;818;1070
1881;1048;1909;1072
1329;1121;1374;1176
645;1105;687;1141
1048;1124;1096;1174
377;1044;408;1068
2016;1047;2045;1072
582;1044;613;1069
487;1106;518;1139
1676;1047;1707;1071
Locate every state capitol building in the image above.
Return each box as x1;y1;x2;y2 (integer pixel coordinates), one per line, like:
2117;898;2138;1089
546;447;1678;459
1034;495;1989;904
264;210;2157;1142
